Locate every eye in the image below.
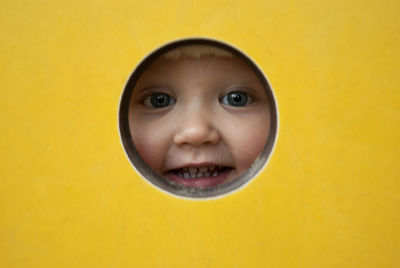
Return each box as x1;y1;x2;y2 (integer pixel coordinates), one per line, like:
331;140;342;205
220;92;252;107
143;93;176;108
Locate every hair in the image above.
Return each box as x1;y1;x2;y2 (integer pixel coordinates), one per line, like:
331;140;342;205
163;45;234;60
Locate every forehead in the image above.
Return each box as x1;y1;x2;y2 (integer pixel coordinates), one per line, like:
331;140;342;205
135;55;262;89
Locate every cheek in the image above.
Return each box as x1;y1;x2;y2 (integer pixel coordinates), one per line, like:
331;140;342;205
225;115;270;174
132;135;163;173
129;115;172;174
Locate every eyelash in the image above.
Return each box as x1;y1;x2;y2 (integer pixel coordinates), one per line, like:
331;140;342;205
141;90;254;109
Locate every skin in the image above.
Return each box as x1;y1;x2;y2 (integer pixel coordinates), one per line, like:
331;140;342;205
129;55;271;188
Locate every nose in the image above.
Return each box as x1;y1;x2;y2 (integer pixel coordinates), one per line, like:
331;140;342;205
173;107;220;147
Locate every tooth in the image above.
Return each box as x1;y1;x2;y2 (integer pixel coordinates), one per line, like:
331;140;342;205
197;172;202;177
189;167;197;173
190;173;196;178
209;166;215;171
178;172;183;177
183;172;190;178
212;172;218;177
183;168;188;172
199;167;208;172
205;172;211;177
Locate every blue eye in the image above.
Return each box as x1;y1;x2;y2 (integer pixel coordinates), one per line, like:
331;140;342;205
144;93;176;108
221;92;251;107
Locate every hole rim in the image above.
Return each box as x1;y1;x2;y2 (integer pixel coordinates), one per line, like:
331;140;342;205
118;37;278;199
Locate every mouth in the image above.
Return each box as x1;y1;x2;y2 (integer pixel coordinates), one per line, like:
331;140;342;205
163;165;235;188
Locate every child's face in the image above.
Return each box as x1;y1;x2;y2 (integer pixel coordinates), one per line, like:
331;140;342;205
129;55;270;188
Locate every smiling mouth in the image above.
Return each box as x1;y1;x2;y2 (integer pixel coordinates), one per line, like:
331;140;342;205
164;165;234;188
174;166;228;178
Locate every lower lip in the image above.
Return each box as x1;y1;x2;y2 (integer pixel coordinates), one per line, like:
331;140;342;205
163;168;234;188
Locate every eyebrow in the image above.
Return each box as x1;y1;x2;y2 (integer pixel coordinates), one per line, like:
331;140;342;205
132;85;173;99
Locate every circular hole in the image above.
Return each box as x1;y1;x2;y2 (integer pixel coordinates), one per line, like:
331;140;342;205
119;38;278;198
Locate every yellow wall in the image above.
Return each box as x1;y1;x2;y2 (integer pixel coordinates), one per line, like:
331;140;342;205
1;0;399;267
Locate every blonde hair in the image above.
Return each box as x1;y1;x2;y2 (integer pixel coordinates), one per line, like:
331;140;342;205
163;45;233;60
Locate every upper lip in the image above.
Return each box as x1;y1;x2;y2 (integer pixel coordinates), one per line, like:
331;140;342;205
164;162;234;172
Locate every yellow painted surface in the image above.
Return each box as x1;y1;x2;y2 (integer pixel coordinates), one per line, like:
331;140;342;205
1;0;399;267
